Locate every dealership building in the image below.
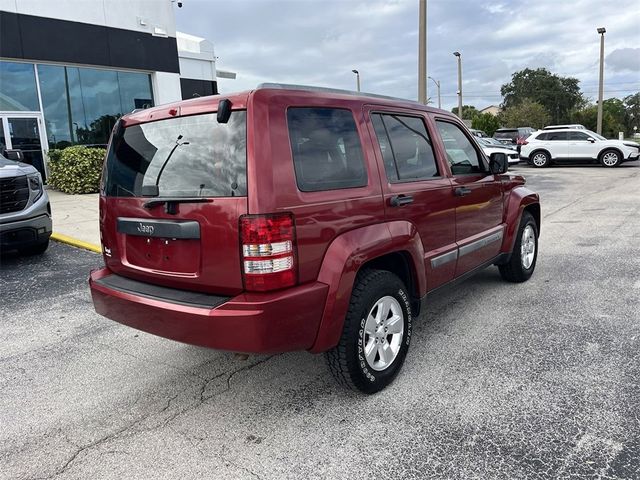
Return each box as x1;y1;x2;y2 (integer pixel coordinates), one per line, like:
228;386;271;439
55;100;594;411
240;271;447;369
0;0;231;179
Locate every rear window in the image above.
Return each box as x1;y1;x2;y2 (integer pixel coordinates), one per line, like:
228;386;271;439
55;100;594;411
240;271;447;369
287;108;367;192
104;111;247;197
494;130;517;139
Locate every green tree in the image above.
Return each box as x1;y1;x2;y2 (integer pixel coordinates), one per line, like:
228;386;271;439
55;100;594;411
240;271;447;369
572;100;626;138
623;92;640;135
499;99;550;129
471;113;501;136
501;68;585;124
451;105;479;120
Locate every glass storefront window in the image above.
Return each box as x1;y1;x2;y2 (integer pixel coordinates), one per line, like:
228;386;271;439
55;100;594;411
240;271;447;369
37;64;72;148
0;61;40;111
36;64;154;148
118;72;154;112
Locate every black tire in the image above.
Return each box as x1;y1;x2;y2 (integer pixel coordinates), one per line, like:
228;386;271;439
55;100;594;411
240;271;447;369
530;150;550;168
498;211;538;283
599;149;622;167
325;269;412;394
19;239;49;256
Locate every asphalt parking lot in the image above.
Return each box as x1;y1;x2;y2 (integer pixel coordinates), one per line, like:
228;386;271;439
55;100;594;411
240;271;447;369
1;163;639;480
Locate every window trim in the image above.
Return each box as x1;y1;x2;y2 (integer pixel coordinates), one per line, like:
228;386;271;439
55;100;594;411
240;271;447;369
433;117;489;176
285;106;369;193
370;110;443;184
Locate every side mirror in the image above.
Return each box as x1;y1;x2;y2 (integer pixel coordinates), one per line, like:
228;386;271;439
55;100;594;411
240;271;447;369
489;152;509;174
2;149;24;161
587;137;596;143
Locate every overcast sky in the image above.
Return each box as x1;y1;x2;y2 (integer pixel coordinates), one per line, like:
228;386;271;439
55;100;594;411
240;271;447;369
175;0;640;111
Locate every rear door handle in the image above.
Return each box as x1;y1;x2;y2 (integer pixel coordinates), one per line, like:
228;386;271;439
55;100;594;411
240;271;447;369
390;195;414;207
454;187;472;197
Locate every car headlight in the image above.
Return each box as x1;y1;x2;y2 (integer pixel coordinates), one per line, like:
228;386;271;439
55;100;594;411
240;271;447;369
28;173;43;201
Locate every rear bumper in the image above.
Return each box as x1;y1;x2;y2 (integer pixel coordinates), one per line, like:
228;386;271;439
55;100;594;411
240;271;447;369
89;268;329;354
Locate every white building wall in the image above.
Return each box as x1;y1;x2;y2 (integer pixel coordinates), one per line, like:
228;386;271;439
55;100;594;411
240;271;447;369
152;72;182;105
0;0;176;37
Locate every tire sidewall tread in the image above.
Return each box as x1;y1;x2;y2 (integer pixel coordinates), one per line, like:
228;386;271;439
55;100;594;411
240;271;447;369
326;269;412;394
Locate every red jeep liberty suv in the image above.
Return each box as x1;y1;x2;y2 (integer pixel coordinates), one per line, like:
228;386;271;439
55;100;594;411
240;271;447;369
90;84;540;393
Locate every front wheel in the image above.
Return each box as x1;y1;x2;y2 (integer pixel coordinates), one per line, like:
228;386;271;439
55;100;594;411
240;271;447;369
498;211;538;282
325;269;412;394
530;151;550;168
599;149;621;167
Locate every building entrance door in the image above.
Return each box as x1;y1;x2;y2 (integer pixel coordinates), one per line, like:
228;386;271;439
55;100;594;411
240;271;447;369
1;116;47;181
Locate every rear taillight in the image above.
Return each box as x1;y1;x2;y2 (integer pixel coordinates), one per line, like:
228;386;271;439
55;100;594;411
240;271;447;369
522;140;529;145
240;213;297;291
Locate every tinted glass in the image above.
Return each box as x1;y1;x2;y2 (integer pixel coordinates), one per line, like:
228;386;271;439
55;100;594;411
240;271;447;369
37;64;72;148
547;132;568;141
104;112;247;198
287;108;367;192
117;72;153;111
0;61;39;111
494;130;517;139
371;113;438;182
436;121;484;175
536;132;548;140
37;64;154;148
568;131;590;140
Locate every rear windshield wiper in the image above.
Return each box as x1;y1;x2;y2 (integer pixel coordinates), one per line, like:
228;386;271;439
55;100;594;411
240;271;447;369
143;197;213;214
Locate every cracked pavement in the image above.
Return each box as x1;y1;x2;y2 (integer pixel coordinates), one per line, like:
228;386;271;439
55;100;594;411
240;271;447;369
1;163;639;479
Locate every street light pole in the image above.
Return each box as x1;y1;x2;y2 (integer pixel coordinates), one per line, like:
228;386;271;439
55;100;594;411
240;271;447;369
428;76;441;109
596;27;606;135
418;0;427;104
453;51;462;118
352;69;360;92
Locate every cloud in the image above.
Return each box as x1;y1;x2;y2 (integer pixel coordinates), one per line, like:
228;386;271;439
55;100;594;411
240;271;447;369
606;48;640;72
175;0;640;111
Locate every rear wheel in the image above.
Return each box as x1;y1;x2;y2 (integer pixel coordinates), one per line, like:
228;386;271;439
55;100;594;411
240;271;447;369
599;149;621;167
325;269;412;394
498;211;538;282
530;151;550;168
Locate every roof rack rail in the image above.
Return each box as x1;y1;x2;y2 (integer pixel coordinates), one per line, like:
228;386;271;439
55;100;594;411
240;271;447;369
256;83;419;104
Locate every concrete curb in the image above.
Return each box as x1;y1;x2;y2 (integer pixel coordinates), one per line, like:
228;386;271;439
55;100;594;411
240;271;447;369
50;232;101;254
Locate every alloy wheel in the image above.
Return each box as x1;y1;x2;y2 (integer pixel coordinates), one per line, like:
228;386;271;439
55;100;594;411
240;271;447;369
521;225;536;269
362;296;404;371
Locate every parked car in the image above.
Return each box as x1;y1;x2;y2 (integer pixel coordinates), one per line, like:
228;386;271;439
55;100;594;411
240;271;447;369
494;127;537;150
0;151;52;254
90;84;541;393
543;124;585;130
477;137;517;150
469;128;489;138
476;137;520;165
520;129;640;167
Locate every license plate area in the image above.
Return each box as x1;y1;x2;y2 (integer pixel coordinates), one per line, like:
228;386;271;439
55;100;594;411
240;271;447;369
118;217;201;275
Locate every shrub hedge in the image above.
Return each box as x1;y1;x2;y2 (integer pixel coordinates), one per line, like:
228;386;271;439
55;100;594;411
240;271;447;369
48;146;106;194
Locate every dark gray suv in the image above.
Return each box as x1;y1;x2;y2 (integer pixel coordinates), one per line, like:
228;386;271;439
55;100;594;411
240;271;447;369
0;153;52;255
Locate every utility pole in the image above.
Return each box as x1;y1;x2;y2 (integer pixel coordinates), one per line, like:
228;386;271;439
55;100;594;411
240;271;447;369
428;76;441;109
352;69;360;92
596;27;606;135
418;0;427;104
453;51;462;118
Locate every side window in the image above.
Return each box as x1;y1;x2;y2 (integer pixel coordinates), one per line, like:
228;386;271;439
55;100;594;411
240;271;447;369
287;108;367;192
435;121;484;175
371;113;439;182
568;131;589;141
537;132;549;141
548;132;568;141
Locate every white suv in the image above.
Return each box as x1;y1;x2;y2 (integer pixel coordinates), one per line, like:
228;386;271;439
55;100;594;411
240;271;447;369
520;129;640;168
